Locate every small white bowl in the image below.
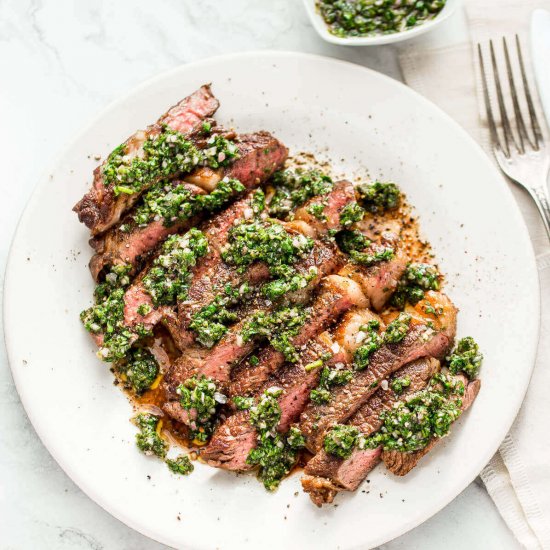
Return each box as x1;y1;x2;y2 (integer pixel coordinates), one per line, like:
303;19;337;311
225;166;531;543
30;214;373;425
303;0;459;46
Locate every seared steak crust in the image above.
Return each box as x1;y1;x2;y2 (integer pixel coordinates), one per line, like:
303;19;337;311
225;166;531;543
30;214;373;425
74;85;219;236
302;357;441;505
299;293;457;452
382;377;480;476
88;131;288;280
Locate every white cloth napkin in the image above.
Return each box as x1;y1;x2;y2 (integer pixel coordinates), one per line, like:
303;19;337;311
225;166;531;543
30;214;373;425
399;1;550;548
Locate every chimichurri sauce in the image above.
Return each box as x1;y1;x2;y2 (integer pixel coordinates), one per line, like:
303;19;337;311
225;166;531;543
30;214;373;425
317;0;446;37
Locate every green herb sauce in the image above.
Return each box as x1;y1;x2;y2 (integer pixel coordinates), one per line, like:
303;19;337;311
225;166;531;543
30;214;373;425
166;455;194;476
391;263;440;309
339;201;366;228
103;128;238;196
390;375;411;395
318;0;446;38
363;373;464;452
177;375;225;443
356;181;401;213
80;264;135;361
310;364;353;405
189;282;251;348
447;337;483;379
133;177;245;227
268;169;334;219
142;228;208;307
246;388;304;491
120;347;159;394
323;424;360;459
240;305;309;362
134;413;168;458
353;319;382;371
383;312;412;344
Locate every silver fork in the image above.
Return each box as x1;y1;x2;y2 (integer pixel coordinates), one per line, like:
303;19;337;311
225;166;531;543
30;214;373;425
478;35;550;239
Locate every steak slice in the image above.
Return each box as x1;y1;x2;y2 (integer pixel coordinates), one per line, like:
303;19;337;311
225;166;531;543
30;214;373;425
88;182;206;281
302;357;440;506
201;301;380;471
293;180;356;236
381;376;481;476
161;240;343;424
228;275;367;397
201;335;339;471
338;219;408;311
88;131;288;280
74;85;219;236
299;291;458;452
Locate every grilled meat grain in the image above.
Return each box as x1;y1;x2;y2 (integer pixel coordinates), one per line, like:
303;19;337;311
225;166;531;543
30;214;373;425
74;85;219;235
88;131;288;280
299;292;457;452
302;357;440;506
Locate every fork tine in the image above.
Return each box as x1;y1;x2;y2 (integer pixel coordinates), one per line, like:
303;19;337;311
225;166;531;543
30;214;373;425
503;37;529;152
477;44;503;153
490;39;518;156
515;34;544;148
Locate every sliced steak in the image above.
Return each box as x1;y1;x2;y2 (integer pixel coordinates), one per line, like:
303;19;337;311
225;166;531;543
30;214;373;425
88;131;288;280
338;220;408;311
89;182;206;281
201;302;379;471
229;275;367;397
302;357;440;506
198;410;257;470
201;335;338;471
74;85;219;236
299;291;458;452
293;180;356;236
381;376;481;476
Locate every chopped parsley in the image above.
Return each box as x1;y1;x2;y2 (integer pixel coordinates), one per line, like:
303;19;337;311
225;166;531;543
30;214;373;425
383;312;412;344
120;347;159;394
189;282;251;348
233;395;255;410
142;228;208;306
287;426;306;450
178;376;226;443
339;201;365;228
390;375;411;395
102;127;238;196
134;413;168;458
336;229;371;254
133;177;245;227
166;455;194;476
447;337;483;379
356;181;401;213
353;320;382;371
306;201;328;221
240;305;309;362
391;263;440;309
222;220;313;274
310;365;353;405
364;373;464;452
318;0;446;38
323;424;359;459
247;388;300;491
80;264;134;361
348;246;395;266
268;169;333;219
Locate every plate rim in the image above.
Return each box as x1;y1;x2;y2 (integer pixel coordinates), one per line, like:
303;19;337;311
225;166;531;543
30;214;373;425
3;50;541;549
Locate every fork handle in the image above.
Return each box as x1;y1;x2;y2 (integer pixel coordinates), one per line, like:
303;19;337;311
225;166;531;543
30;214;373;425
531;184;550;241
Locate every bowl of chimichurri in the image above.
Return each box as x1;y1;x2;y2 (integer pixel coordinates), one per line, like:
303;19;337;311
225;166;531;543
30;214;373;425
303;0;458;45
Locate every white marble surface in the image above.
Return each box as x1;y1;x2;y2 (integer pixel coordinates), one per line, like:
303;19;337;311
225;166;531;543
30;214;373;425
0;1;521;548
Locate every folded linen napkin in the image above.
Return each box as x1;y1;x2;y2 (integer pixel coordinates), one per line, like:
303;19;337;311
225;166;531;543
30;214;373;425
399;1;550;548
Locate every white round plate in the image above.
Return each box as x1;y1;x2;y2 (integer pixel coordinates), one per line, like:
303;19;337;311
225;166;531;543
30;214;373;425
4;52;539;550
